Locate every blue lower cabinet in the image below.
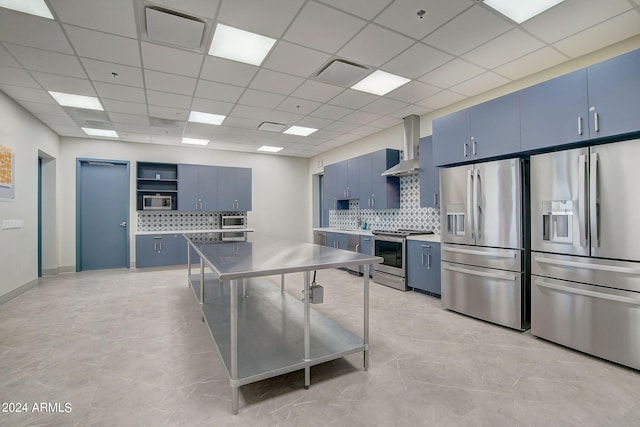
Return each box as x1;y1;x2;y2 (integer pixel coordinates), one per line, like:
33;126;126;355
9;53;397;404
359;235;374;277
326;232;348;250
136;234;184;268
406;240;441;296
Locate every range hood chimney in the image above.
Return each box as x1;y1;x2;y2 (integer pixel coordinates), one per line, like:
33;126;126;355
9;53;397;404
381;114;420;177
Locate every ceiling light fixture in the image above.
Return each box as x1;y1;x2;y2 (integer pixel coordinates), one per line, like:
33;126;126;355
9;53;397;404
181;137;209;146
188;111;226;125
257;145;284;153
482;0;565;24
48;91;104;111
208;24;276;66
0;0;54;19
351;70;410;96
81;128;118;138
283;126;318;137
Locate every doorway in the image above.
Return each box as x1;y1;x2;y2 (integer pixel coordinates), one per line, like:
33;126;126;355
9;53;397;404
76;159;130;271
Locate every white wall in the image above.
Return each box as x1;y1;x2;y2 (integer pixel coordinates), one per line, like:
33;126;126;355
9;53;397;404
58;138;311;270
0;91;60;302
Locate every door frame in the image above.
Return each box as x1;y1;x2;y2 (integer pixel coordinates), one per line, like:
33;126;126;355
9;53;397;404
76;158;130;271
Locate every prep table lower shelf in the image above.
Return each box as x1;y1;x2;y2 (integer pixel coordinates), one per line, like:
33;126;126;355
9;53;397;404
189;273;366;386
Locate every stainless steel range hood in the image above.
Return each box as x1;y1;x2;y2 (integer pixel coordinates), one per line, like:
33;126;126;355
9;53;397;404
381;115;420;177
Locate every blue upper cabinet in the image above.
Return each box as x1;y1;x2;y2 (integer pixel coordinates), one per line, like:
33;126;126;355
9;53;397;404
419;136;439;209
587;49;640;139
218;166;252;211
346;158;360;200
178;164;218;211
364;149;400;210
433;93;520;166
520;69;590;151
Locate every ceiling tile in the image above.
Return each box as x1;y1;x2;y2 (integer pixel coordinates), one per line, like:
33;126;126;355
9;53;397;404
295;116;333;129
151;0;220;19
141;42;203;77
368;115;402;129
382;42;453;79
360;98;408;115
418;58;484;89
0;45;19;67
283;2;367;54
553;11;640;58
351;125;380;136
417;90;466;110
387;104;432;119
230;104;271;120
30;72;95;95
35;113;77;127
50;0;137;38
190;98;234;115
194;80;243;103
424;5;513;56
81;58;144;87
341;110;381;125
0;66;40;88
462;29;545;69
17;101;68;116
147;105;188;120
494;47;568;80
266;109;304;124
0;10;74;54
222;116;262;130
237;89;286;109
218;0;305;38
94;81;146;103
323;120;360;133
310;104;353;120
522;0;633;44
4;43;87;78
317;0;393;20
108;112;150;126
450;71;510;97
183;122;216;139
144;70;197;96
64;25;140;66
101;98;148;115
290;80;344;103
374;0;472;40
200;56;258;86
0;85;56;103
249;69;304;95
146;90;192;109
386;80;440;104
338;24;414;67
328;89;377;109
276;96;322;115
263;41;331;78
117;131;152;142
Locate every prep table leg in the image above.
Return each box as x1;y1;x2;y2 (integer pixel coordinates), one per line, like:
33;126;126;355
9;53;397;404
187;244;191;288
303;271;311;389
281;274;285;293
199;257;204;305
364;264;370;371
230;279;239;414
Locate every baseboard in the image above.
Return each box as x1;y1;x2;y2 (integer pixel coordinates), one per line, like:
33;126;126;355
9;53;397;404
41;267;59;276
57;265;75;274
0;278;38;305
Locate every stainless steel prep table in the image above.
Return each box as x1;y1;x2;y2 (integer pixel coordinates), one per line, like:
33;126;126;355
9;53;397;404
183;232;382;414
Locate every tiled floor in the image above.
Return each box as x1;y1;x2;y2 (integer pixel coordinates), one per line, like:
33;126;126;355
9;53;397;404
1;267;639;426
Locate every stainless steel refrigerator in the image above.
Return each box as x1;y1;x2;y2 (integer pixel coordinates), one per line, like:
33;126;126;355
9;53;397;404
530;138;640;370
440;158;529;330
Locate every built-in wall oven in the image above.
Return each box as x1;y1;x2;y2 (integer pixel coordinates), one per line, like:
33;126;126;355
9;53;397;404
373;230;432;291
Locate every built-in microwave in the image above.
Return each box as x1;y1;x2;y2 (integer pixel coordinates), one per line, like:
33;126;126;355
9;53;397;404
142;195;172;210
221;215;246;229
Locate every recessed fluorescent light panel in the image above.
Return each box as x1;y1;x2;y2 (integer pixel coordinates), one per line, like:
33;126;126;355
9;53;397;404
208;24;276;66
81;128;118;138
283;126;318;137
351;70;410;96
0;0;54;19
483;0;565;24
188;111;225;125
48;91;103;111
257;145;283;153
182;137;209;146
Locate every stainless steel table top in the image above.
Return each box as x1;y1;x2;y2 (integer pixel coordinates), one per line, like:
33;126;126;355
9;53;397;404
184;232;382;280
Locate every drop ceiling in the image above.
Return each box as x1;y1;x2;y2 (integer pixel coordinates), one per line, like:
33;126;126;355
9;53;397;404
0;0;639;158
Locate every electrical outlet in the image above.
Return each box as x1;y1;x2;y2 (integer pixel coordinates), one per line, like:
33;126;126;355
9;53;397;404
2;219;24;230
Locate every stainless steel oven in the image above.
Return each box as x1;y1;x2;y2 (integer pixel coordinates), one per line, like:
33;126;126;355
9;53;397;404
373;233;407;291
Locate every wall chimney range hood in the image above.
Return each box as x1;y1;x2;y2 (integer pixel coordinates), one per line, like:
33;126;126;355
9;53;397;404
381;115;420;177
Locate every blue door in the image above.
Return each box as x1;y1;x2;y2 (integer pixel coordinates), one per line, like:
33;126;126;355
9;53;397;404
77;160;130;271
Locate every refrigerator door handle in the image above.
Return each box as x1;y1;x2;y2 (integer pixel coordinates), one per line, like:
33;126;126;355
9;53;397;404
590;152;600;248
535;279;640;306
443;264;517;281
534;256;640;275
474;168;481;241
578;154;588;248
467;169;474;239
444;246;516;259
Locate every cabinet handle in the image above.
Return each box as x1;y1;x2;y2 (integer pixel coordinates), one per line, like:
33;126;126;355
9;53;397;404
463;143;468;157
578;116;583;135
153;242;157;251
346;187;350;198
594;112;599;133
159;242;162;251
355;244;360;252
421;245;431;248
371;198;375;207
471;137;477;156
195;202;198;210
421;253;425;265
427;254;431;270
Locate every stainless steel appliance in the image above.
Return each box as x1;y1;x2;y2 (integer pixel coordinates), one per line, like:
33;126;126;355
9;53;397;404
221;215;246;229
373;230;432;291
440;158;529;330
142;194;172;210
530;139;640;370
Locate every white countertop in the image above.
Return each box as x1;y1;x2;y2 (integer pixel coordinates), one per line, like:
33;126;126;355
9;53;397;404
406;234;441;243
135;228;255;236
313;228;373;236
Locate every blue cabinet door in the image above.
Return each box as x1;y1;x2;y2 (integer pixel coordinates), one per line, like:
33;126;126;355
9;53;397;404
198;166;218;211
426;242;441;296
419;137;439;208
370;149;400;209
326;232;348;250
177;164;200;211
358;155;373;208
217;166;236;211
346;157;359;200
406;240;427;291
359;235;374;277
335;160;348;200
469;92;520;161
323;163;338;211
587;49;640;139
235;167;252;211
520;69;589;152
136;235;182;268
433;109;470;166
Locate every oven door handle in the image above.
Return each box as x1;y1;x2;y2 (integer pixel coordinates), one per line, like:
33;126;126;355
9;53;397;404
443;264;517;281
443;246;516;259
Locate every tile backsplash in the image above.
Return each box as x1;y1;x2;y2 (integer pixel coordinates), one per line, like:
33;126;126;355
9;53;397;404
137;211;247;231
329;175;440;233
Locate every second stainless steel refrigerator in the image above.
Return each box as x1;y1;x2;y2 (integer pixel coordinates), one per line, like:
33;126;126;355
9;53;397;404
530;138;640;370
440;158;529;331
